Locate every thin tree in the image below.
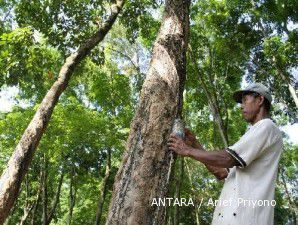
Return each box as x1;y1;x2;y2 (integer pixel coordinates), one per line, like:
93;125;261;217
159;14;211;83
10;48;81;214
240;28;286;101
189;46;228;147
95;147;111;225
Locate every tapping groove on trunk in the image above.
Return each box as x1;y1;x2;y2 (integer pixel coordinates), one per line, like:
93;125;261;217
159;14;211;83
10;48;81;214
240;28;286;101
106;0;190;224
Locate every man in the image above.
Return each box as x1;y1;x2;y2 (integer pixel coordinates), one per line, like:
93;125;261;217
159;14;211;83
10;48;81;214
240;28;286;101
167;83;283;225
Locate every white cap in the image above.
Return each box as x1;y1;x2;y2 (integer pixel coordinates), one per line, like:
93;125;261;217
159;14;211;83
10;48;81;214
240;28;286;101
233;83;272;104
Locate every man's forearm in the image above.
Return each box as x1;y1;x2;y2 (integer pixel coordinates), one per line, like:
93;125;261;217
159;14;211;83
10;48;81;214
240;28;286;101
186;146;237;168
189;144;229;179
204;164;229;180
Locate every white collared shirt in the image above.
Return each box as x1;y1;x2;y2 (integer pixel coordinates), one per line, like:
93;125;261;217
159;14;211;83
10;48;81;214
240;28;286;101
212;118;283;225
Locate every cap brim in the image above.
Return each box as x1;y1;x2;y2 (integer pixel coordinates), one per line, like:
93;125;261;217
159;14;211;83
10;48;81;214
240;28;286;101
232;90;251;103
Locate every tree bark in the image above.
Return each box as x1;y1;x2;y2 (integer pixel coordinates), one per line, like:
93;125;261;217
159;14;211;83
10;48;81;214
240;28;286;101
95;148;111;225
106;0;190;224
0;1;125;224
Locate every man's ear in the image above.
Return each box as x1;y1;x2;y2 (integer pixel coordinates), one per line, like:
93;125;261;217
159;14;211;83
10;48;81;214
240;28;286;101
258;95;265;107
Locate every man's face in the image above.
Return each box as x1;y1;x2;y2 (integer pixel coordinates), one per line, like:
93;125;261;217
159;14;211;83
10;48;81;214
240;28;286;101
240;93;262;123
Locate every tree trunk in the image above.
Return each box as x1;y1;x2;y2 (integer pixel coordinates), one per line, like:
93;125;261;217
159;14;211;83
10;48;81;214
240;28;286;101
189;47;228;147
67;167;76;225
30;196;40;225
272;56;298;108
95;148;111;225
42;156;48;225
19;175;34;225
280;169;297;224
19;200;34;225
0;1;125;224
46;171;64;225
19;182;41;225
185;161;200;225
257;20;298;109
173;158;183;225
287;84;298;108
210;91;228;147
30;170;43;225
106;0;190;224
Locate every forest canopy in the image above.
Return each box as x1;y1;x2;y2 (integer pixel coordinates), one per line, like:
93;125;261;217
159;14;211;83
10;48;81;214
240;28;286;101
0;0;297;224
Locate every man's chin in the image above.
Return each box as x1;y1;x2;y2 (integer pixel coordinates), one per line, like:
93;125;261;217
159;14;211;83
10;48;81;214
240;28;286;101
242;115;251;123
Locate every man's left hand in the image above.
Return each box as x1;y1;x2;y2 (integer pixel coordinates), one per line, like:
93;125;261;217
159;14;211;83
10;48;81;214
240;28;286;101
167;134;193;156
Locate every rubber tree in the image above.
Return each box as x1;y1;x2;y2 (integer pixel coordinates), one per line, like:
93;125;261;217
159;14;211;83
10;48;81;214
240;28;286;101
0;1;125;223
106;0;190;224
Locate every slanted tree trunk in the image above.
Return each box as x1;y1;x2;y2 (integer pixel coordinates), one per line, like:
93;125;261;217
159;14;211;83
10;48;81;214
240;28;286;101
19;174;39;225
30;194;40;225
30;170;43;225
189;47;228;147
257;20;298;109
286;83;298;108
95;148;111;225
16;160;43;225
46;171;64;225
19;181;42;225
106;0;190;224
0;1;125;224
272;56;298;108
